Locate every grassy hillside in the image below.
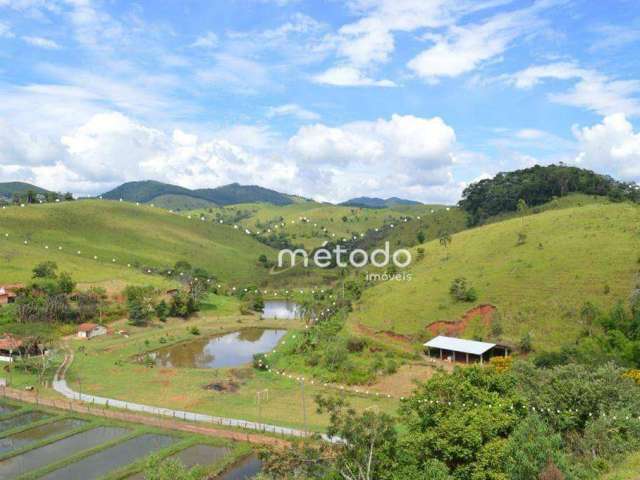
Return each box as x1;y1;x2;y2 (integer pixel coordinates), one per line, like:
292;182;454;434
186;202;456;249
349;201;640;349
0;200;275;285
0;181;54;196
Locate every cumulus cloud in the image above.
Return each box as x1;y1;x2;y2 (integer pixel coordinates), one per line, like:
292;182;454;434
507;62;640;117
266;103;320;120
0;110;463;202
311;66;396;87
190;31;218;49
22;35;61;49
573;113;640;181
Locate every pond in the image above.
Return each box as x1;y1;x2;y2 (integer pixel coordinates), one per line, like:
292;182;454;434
0;403;17;416
216;454;262;479
0;426;129;479
40;433;176;480
127;444;231;479
149;328;286;368
0;411;49;433
0;418;87;455
261;300;301;320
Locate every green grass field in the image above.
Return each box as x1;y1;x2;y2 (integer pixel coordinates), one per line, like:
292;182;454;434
183;202;454;249
60;300;398;433
349;200;640;349
0;200;275;285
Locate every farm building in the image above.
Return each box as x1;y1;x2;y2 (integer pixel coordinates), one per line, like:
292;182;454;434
0;335;23;362
77;323;107;340
424;335;509;364
0;286;19;305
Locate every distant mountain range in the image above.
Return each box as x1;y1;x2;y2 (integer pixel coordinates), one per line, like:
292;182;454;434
0;180;425;209
340;196;422;208
100;180;296;208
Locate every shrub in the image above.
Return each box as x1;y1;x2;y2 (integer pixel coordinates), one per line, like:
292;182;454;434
449;277;477;302
346;337;366;353
188;326;200;336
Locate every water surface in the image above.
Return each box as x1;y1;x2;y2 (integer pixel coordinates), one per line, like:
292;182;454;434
0;412;48;433
127;444;231;479
0;418;87;454
149;329;286;368
216;454;262;480
261;301;301;320
40;433;176;480
0;426;129;478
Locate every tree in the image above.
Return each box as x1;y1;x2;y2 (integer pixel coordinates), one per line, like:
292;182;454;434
262;395;399;480
449;277;477;302
57;272;76;294
439;232;452;258
143;455;204;480
580;301;599;336
32;261;58;279
155;300;169;322
519;332;533;353
503;415;568;480
124;285;156;326
417;230;426;244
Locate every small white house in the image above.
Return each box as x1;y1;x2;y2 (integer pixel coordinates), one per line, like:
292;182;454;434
77;323;107;339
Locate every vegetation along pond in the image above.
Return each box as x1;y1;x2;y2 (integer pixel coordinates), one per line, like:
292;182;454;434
148;328;287;368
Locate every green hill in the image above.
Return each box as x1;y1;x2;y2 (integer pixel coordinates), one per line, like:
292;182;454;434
341;196;423;208
101;180;295;207
0;181;53;197
0;200;275;285
349;200;640;349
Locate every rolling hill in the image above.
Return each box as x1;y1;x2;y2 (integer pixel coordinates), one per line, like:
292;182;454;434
349;200;640;349
100;180;296;208
0;200;276;286
341;196;423;208
0;181;53;198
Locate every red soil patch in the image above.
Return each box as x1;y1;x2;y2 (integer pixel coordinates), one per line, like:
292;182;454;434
427;304;496;337
353;323;414;351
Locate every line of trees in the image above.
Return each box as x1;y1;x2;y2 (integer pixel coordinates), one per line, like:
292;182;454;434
459;164;640;225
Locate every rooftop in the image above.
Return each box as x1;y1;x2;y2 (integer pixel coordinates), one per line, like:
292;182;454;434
424;335;496;356
78;322;98;332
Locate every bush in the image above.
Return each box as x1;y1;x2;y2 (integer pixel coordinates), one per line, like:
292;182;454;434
188;326;200;336
449;277;477;302
346;337;366;353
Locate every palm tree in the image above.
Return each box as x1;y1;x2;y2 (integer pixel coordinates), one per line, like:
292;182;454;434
439;232;452;259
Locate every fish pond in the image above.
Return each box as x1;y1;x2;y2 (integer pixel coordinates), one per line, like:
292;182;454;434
148;328;287;369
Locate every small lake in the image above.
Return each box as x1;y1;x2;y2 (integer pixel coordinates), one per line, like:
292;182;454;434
149;328;287;368
261;300;300;320
216;454;262;479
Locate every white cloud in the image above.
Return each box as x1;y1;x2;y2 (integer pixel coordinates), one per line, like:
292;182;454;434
573;113;640;181
196;54;271;94
0;21;14;38
22;35;61;49
266;104;320;120
407;0;556;82
190;31;218;49
288;114;458;199
0;110;464;202
508;62;640;116
312;66;396;87
408;13;528;82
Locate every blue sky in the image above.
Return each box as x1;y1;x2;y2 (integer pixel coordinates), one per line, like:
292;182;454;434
0;0;639;203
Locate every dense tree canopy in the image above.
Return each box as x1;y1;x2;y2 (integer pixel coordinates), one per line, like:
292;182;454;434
459;165;639;225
